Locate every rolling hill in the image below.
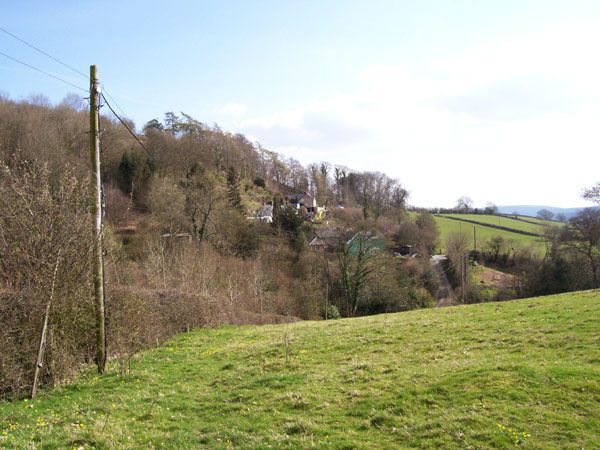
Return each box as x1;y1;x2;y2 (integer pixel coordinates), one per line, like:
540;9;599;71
496;205;585;219
433;214;548;254
1;291;598;448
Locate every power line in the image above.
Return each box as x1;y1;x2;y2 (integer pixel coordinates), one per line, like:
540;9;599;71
0;50;87;92
0;26;149;155
101;86;128;119
0;25;88;79
101;92;151;155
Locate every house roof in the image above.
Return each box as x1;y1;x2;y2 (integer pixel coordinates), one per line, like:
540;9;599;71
315;227;339;239
285;191;314;202
346;232;386;256
309;227;341;248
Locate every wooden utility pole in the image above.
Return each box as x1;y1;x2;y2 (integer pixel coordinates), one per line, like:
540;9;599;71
89;65;106;373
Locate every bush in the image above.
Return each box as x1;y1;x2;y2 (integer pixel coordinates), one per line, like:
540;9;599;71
326;304;341;320
0;162;95;396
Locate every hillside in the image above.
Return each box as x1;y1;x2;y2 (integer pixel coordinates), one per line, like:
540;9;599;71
433;215;547;254
497;205;584;219
1;291;598;448
440;214;547;235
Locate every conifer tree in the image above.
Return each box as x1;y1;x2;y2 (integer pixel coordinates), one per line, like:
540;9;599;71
226;166;242;211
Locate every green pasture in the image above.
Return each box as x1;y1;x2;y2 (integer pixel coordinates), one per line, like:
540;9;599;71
1;291;599;448
441;214;545;235
433;216;546;254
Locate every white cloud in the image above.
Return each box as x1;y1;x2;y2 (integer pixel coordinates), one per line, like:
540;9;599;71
230;20;600;207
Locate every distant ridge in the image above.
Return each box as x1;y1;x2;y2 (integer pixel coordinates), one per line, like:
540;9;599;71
496;205;586;219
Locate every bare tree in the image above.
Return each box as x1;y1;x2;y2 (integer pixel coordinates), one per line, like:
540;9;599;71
0;161;95;395
456;196;473;213
336;233;376;317
560;209;600;286
583;183;600;205
484;202;498;214
182;165;223;243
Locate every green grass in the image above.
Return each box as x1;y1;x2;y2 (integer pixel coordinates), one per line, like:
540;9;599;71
512;215;562;226
2;291;599;448
441;214;544;235
499;214;556;225
434;215;546;254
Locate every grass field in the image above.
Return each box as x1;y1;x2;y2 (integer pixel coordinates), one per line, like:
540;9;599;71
441;214;545;235
512;215;563;226
433;215;546;254
1;291;599;448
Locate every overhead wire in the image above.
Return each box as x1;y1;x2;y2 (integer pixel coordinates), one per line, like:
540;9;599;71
0;26;149;156
101;92;151;155
0;25;88;79
1;26;141;123
0;50;87;92
101;86;128;119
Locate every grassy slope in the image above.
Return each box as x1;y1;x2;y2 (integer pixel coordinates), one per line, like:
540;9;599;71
434;216;546;254
1;291;599;449
441;214;544;235
513;215;565;227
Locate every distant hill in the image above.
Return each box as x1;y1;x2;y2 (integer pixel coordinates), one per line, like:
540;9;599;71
497;205;585;219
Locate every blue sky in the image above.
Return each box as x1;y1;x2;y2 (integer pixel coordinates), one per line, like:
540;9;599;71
2;0;600;207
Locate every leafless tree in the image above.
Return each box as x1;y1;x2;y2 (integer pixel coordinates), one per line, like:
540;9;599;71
456;196;473;213
0;161;95;395
560;209;600;286
583;183;600;205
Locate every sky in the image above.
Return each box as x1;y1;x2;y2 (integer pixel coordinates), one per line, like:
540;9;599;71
1;0;600;208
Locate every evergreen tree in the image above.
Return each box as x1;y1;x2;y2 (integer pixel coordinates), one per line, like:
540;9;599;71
226;166;243;211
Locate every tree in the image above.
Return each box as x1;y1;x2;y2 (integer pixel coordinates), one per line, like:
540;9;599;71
181;164;223;243
287;158;309;192
556;213;568;223
446;231;469;263
537;209;554;221
333;165;348;205
559;208;600;286
336;233;376;317
484;202;498;214
486;236;507;265
391;185;409;209
147;177;186;234
415;212;438;255
226;166;243;212
583;182;600;205
456;196;473;213
164;112;180;135
143;118;164;132
118;149;156;201
307;162;330;205
274;204;307;256
0;161;95;395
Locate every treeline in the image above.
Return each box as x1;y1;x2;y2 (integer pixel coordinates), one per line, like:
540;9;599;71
0;95;436;397
442;207;600;303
